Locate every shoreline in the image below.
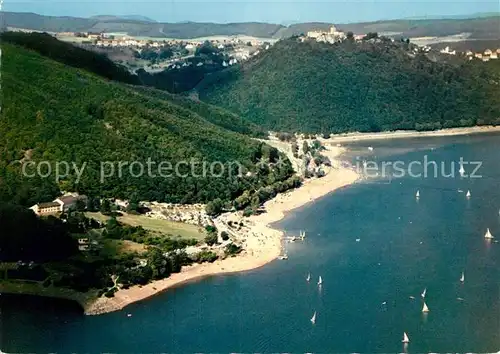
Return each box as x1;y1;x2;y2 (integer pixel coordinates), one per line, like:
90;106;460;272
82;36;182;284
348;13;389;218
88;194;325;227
5;125;498;315
83;145;360;315
324;125;500;143
83;125;500;314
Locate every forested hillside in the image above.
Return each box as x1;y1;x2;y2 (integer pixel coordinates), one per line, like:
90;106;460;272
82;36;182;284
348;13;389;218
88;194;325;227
0;43;293;207
197;38;500;133
0;32;140;85
1;32;240;98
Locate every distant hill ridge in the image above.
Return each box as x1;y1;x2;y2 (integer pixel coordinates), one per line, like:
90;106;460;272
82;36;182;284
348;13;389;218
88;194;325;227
3;11;499;39
90;14;157;23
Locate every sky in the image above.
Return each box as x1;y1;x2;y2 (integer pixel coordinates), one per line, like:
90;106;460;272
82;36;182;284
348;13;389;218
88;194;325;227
3;0;500;24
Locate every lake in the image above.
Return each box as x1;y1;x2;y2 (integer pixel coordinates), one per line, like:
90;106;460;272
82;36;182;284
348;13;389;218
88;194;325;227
2;133;499;353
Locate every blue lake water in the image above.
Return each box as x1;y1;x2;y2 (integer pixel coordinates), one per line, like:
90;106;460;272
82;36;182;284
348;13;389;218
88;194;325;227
1;133;499;353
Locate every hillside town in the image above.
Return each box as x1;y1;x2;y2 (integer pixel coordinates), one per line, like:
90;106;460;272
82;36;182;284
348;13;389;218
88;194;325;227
48;30;272;72
302;25;500;62
8;25;498;77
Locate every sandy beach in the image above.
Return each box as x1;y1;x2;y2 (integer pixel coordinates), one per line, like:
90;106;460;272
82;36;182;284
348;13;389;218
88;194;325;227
84;144;359;315
324;125;500;143
84;125;500;315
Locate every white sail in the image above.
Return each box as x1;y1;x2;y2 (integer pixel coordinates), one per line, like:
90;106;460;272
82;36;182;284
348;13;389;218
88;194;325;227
460;272;465;282
402;332;410;343
306;273;311;282
459;165;465;174
421;288;427;298
466;190;471;198
310;311;316;324
485;228;494;239
422;302;429;312
318;276;323;285
416;190;420;198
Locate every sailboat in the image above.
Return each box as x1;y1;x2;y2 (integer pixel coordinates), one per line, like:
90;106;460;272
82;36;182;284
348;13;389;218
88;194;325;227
310;311;316;324
402;332;410;343
422;302;429;313
460;271;465;282
421;288;427;298
279;253;288;260
459;165;465;175
306;273;311;282
485;228;494;239
300;230;306;240
317;276;323;286
415;190;420;199
466;190;471;198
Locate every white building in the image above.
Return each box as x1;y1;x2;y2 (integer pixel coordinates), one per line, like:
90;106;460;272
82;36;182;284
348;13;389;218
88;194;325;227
307;25;345;43
30;193;87;215
440;46;456;55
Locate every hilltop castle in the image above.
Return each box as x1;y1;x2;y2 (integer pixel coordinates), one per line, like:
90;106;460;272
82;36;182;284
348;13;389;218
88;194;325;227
306;25;346;43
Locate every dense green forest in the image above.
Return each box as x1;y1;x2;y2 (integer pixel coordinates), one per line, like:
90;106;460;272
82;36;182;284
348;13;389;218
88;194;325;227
1;32;237;95
130;86;266;137
0;32;140;85
0;43;294;207
197;38;500;133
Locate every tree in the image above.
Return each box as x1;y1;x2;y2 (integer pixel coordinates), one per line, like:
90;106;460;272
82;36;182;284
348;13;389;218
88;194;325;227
204;232;218;246
242;207;253;217
225;243;242;256
221;231;229;241
159;47;174;60
100;199;111;215
86;197;99;212
346;31;354;41
363;32;378;40
169;250;187;273
234;191;251;210
104;216;122;239
146;247;171;280
75;199;86;212
302;141;310;155
206;198;223;216
312;140;322;150
205;225;217;233
277;132;293;141
196;41;218;56
251;194;260;209
196;250;218;263
127;194;140;214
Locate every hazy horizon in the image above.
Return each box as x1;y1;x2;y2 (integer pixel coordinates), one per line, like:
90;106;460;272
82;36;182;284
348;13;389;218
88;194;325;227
3;1;500;24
